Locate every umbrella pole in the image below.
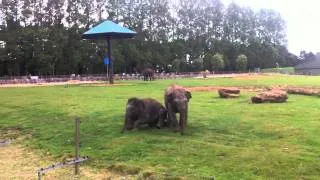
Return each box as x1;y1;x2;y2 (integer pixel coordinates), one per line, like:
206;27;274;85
107;38;114;84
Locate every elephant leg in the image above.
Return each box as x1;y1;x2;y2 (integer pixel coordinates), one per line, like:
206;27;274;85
185;102;188;130
173;117;178;130
133;116;149;129
157;112;165;129
167;105;178;130
166;104;173;126
121;123;126;133
172;115;179;132
158;118;164;129
179;113;185;135
133;119;141;129
133;120;140;129
158;112;166;129
164;102;169;128
179;103;188;135
121;114;130;133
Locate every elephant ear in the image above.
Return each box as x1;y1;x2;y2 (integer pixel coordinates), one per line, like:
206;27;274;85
166;93;174;102
127;97;139;104
138;99;145;110
127;97;145;110
159;107;167;118
185;91;192;101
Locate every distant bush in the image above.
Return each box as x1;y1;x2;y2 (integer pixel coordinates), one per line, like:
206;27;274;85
261;67;295;74
212;53;224;71
236;54;248;71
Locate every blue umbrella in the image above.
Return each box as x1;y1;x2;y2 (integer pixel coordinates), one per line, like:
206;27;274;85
82;20;136;84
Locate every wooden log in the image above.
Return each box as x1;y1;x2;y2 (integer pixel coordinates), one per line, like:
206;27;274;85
251;90;288;103
219;88;240;94
218;88;240;98
286;88;320;96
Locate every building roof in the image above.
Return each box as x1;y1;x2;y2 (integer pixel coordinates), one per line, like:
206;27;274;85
295;56;320;70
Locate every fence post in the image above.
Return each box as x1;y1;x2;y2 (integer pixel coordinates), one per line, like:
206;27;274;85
75;117;80;175
38;171;42;180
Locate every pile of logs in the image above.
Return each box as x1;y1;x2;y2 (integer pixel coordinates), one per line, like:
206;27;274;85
286;88;320;96
218;86;319;104
218;88;240;98
251;90;288;103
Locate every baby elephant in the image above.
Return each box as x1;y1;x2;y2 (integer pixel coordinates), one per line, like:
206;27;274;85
165;84;192;135
121;97;167;133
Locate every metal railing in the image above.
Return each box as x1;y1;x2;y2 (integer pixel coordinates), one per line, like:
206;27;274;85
0;71;258;84
0;72;206;84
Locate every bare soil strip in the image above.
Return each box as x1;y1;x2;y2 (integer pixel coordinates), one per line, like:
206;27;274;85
185;86;265;92
84;83;133;87
185;85;320;93
0;140;126;179
0;81;132;88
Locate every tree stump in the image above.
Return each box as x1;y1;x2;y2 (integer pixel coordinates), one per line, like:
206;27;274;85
218;88;240;98
251;90;288;103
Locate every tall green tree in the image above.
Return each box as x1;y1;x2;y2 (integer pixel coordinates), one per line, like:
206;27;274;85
236;54;247;71
212;53;224;71
0;0;294;76
203;53;214;71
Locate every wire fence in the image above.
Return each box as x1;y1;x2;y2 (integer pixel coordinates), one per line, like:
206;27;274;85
0;72;203;84
0;70;262;85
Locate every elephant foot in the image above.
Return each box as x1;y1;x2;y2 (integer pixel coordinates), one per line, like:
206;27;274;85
120;127;127;133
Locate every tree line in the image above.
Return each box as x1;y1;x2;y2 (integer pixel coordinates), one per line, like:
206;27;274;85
0;0;298;76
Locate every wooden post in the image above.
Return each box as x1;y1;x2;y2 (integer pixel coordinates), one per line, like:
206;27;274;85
38;171;42;180
75;118;80;175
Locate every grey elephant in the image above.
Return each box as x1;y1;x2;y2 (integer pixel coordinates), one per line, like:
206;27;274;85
121;97;167;133
142;68;155;81
164;84;192;135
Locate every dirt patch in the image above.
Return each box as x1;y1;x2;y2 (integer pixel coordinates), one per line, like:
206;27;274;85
232;74;267;80
84;83;133;87
186;85;320;95
0;81;133;88
185;86;265;92
0;80;101;88
194;73;264;79
269;86;320;96
0;140;128;179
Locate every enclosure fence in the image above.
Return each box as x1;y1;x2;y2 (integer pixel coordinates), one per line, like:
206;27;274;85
0;72;206;84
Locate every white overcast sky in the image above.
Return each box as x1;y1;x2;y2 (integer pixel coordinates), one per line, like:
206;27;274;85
222;0;320;55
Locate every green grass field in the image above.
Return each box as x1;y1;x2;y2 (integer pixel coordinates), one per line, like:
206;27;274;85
1;75;320;179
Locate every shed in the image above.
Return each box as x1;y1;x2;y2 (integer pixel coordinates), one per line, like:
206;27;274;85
295;56;320;75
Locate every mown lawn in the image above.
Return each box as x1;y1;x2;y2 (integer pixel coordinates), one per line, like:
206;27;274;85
1;75;320;179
